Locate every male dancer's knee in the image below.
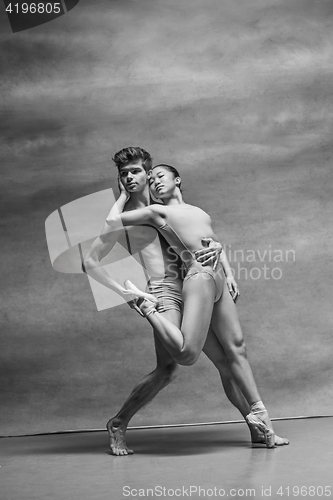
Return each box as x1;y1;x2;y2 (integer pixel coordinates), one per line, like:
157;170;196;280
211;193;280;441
213;356;231;378
211;356;238;390
156;361;179;385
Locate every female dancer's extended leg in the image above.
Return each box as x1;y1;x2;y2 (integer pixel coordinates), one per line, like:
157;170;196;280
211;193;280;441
210;283;260;405
209;283;288;446
203;327;289;446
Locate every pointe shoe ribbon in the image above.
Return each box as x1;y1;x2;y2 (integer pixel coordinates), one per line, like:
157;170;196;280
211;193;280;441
245;411;275;449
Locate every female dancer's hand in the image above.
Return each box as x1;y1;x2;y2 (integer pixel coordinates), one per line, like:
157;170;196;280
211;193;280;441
226;276;240;303
194;238;222;270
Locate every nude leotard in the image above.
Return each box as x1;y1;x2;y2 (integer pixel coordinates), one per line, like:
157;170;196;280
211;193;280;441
154;204;225;302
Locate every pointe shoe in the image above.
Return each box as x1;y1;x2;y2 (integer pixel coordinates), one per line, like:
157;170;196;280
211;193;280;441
124;280;158;305
138;298;158;317
246;411;275;449
124;280;158;316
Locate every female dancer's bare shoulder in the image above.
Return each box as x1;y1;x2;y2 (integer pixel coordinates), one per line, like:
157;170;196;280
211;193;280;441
149;203;168;226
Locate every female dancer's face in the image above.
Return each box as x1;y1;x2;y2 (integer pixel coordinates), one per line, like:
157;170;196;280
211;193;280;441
149;167;179;200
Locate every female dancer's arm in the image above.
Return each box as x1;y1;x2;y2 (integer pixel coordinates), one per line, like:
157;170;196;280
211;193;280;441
106;204;165;229
220;249;240;302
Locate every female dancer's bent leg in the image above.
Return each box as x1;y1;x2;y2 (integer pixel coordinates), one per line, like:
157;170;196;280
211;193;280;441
142;274;216;365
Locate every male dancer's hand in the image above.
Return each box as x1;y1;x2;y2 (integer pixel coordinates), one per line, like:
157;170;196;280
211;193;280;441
194;238;222;270
122;289;145;316
195;238;240;303
117;175;130;201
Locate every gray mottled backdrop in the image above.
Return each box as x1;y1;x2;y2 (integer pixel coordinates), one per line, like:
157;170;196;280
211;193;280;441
1;0;333;436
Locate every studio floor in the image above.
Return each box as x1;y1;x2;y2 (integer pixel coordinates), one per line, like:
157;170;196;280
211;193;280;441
1;417;332;500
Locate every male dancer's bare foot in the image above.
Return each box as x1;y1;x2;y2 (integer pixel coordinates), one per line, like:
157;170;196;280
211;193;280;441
106;418;134;456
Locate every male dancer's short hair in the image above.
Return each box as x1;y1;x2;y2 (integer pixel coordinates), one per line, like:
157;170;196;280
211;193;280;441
113;147;153;173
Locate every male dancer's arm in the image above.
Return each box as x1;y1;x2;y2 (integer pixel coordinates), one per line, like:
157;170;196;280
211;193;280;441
105;176;129;221
83;226;122;292
194;238;223;268
83;223;143;315
84;178;130;295
195;238;239;302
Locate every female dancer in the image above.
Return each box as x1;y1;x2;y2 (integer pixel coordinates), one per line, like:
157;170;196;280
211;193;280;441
106;164;288;448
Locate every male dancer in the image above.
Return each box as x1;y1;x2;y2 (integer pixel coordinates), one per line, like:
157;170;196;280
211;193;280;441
84;147;288;455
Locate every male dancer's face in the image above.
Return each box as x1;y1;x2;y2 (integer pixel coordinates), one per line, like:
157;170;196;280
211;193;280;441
119;161;148;193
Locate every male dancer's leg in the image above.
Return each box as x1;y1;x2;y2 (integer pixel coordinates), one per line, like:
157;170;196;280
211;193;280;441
209;283;288;446
107;308;181;456
203;327;288;445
